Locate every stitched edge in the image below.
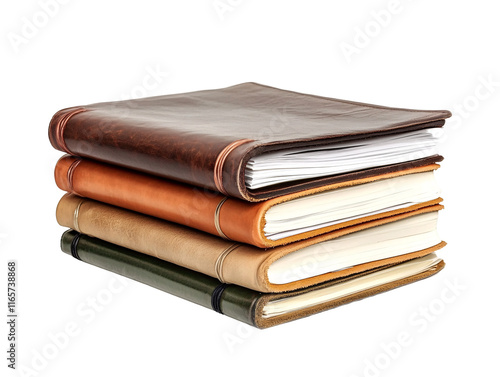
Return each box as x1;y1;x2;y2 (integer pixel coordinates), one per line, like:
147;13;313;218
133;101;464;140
55;108;87;154
214;139;253;195
214;196;230;240
214;244;240;283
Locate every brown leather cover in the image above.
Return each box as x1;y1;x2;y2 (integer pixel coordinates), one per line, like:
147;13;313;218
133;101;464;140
48;82;450;202
55;155;443;248
56;193;446;293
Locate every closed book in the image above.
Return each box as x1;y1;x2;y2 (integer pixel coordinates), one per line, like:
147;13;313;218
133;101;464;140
56;193;446;293
61;230;445;329
48;82;451;202
55;155;443;248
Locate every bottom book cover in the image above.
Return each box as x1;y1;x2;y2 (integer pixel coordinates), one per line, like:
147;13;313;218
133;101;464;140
60;230;445;329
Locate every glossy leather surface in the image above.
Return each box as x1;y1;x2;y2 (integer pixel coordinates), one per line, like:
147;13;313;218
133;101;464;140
49;82;450;201
61;230;445;329
61;230;260;327
55;154;442;247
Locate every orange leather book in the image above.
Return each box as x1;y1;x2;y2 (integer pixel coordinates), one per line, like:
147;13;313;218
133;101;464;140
55;155;443;248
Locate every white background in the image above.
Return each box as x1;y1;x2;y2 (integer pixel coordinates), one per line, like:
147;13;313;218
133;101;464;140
1;1;499;376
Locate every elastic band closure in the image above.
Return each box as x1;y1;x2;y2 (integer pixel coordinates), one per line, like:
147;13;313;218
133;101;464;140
213;139;253;196
73;199;85;233
211;283;228;314
55;108;87;154
67;158;82;194
214;244;240;283
214;196;230;240
70;233;82;260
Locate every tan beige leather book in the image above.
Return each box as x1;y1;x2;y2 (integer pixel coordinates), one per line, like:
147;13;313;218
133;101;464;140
56;194;446;293
55;155;443;248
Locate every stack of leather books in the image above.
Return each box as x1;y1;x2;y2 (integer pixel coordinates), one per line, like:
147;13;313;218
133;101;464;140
49;83;451;328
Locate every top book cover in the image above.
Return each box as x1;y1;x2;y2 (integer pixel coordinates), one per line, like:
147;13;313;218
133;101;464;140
48;82;451;202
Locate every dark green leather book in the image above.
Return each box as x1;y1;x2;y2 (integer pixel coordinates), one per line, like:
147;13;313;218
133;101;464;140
61;230;445;329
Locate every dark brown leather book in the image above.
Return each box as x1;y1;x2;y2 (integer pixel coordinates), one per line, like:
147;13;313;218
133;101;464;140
48;82;451;202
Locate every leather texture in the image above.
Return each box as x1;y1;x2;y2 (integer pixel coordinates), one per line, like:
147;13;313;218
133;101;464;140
48;82;451;201
60;230;260;327
61;230;445;329
56;193;446;293
55;154;443;248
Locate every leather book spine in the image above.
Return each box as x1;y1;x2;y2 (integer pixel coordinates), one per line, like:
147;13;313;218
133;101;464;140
48;107;248;198
48;105;447;202
60;230;261;327
55;193;446;293
55;155;443;248
60;230;445;329
54;155;265;246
